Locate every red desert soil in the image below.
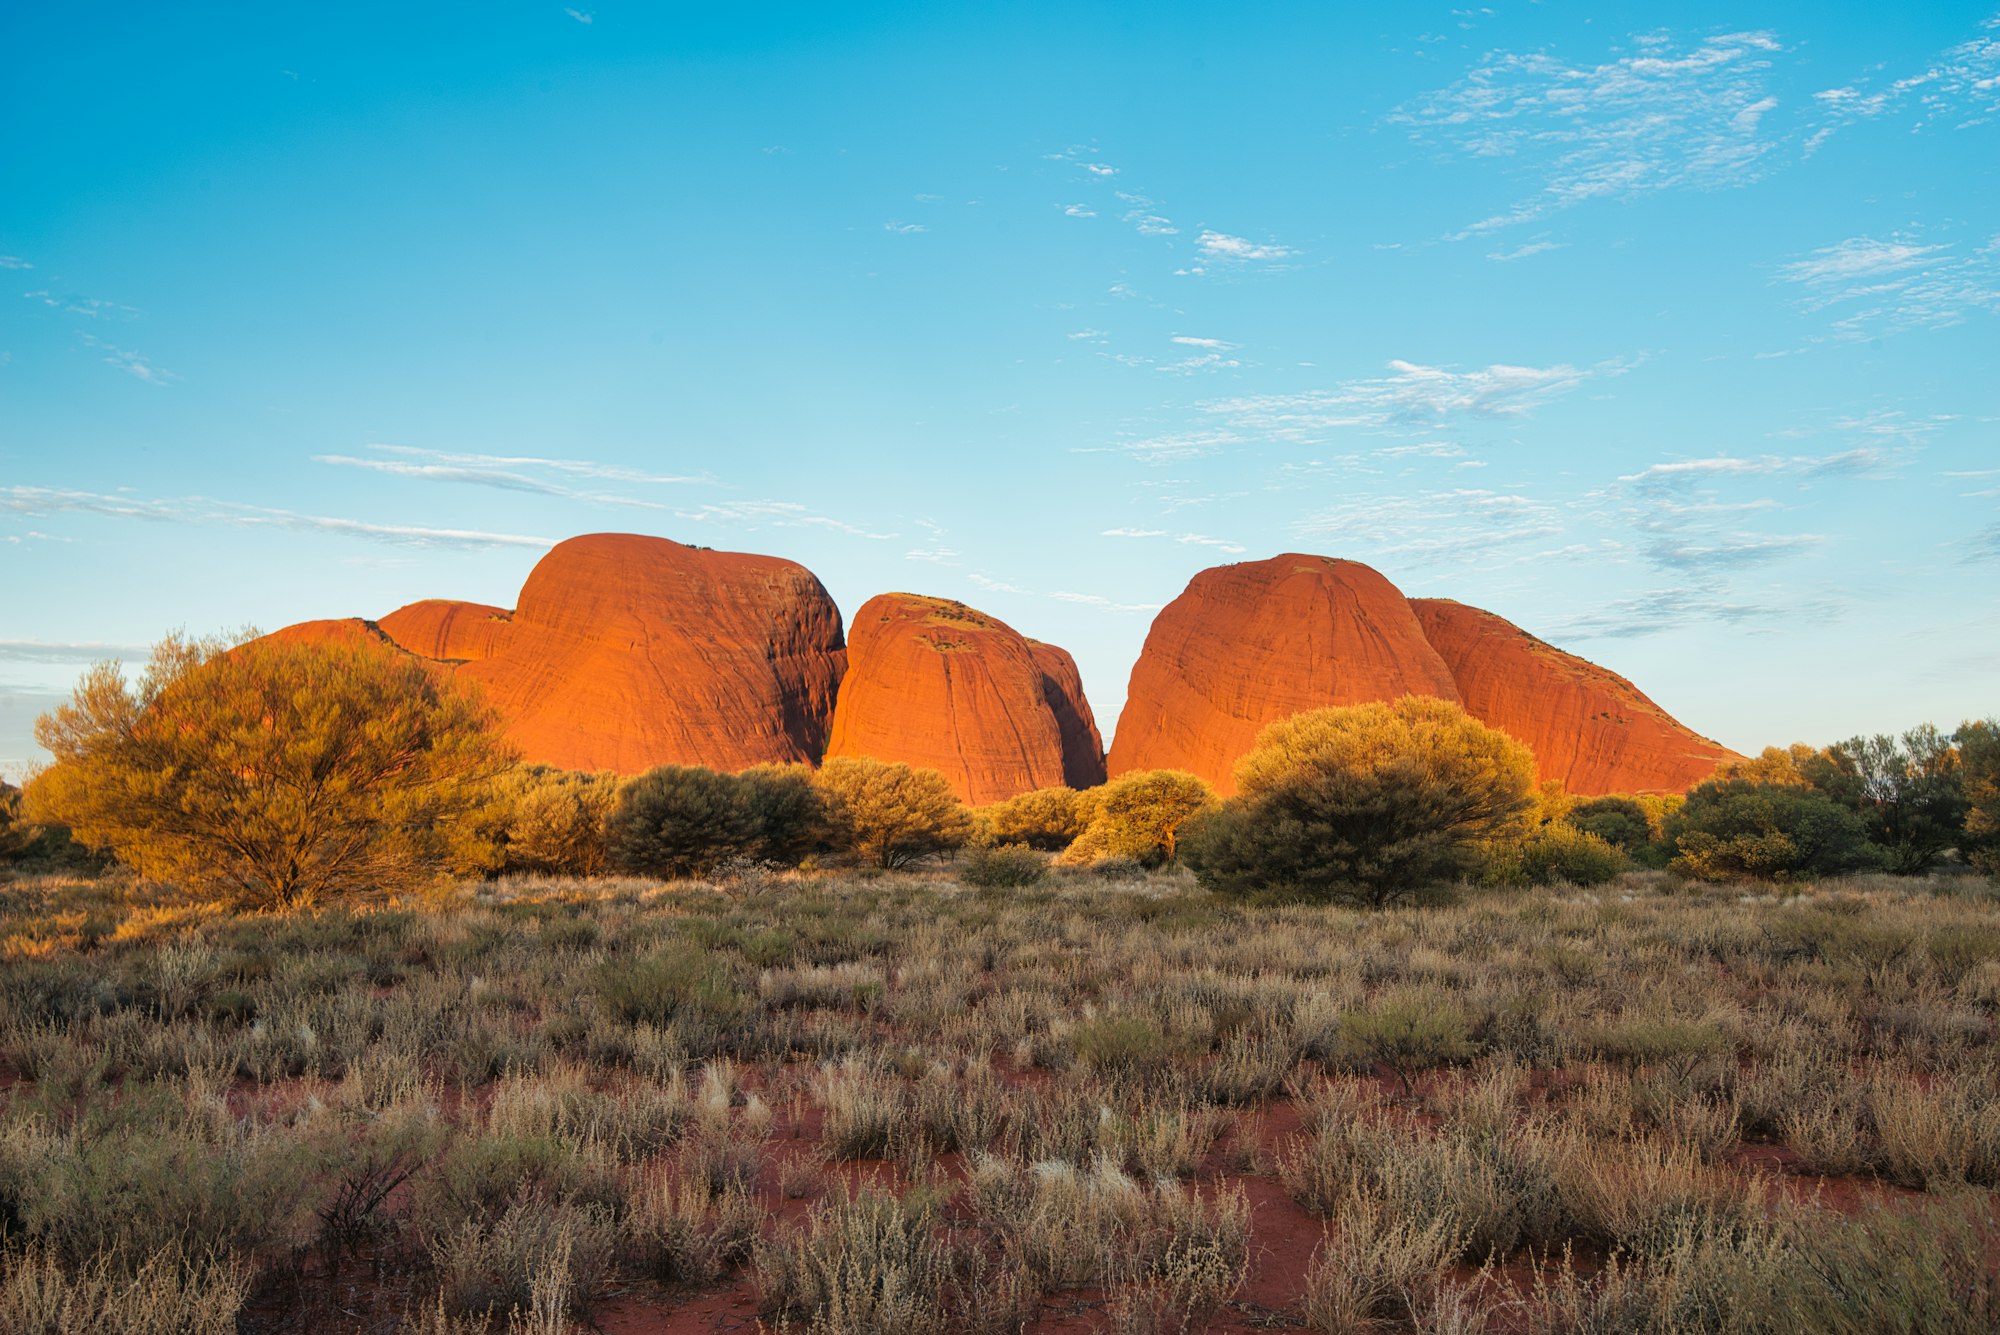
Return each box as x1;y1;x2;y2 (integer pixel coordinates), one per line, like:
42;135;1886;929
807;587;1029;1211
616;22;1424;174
824;593;1105;804
1410;597;1739;796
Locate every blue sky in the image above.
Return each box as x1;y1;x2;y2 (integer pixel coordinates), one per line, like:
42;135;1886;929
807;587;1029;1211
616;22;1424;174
4;1;1997;779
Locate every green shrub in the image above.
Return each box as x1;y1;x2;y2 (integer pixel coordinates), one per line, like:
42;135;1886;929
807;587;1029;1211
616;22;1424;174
592;945;751;1040
606;765;761;878
1570;795;1666;865
1494;823;1628;887
1072;770;1215;868
960;843;1047;889
1668;779;1878;882
1186;697;1534;908
978;786;1092;851
1337;995;1473;1094
738;763;828;865
812;758;971;869
496;767;620;876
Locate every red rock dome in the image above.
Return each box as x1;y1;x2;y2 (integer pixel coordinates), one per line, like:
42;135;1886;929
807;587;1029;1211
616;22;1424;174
1107;554;1461;796
456;534;847;774
377;600;512;662
1409;598;1737;795
825;594;1100;803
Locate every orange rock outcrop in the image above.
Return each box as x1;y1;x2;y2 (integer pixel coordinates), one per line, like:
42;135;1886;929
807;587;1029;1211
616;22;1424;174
1027;640;1108;790
824;594;1102;804
377;600;512;662
1409;598;1736;795
455;534;847;774
262;534;848;775
1109;553;1735;797
1107;555;1462;796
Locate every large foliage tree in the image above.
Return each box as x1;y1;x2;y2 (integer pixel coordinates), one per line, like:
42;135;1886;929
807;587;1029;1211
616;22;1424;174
26;634;514;908
1666;778;1876;882
1816;726;1970;875
1959;719;2000;877
1185;696;1536;907
812;757;970;869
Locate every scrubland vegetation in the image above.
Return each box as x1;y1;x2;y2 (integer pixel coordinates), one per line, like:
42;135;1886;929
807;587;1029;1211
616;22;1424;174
2;866;1999;1334
3;635;1998;1332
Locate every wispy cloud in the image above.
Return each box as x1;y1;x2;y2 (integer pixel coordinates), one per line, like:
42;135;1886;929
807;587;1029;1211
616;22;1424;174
1061;204;1096;218
1544;587;1841;640
0;640;153;665
1086;428;1246;464
1777;233;2000;338
1808;14;2000;151
1202;358;1598;442
1396;30;1786;235
673;500;894;540
883;221;928;234
1171;335;1238;350
0;256;32;270
564;8;593;23
79;334;175;384
361;445;709;486
1101;527;1247;555
25;290;138;318
1195;231;1295;262
1487;239;1563;262
1619;447;1913;494
0;485;554;550
1293;489;1563;563
315;446;706;508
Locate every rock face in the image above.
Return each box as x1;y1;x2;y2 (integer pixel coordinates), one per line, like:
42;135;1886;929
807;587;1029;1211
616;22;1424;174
378;600;512;662
1109;553;1734;797
456;534;848;775
1107;555;1462;796
1028;640;1108;790
1409;599;1736;795
825;594;1102;804
262;618;397;651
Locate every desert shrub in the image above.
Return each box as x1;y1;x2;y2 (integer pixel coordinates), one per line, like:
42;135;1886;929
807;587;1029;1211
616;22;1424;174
1493;823;1627;887
1668;779;1878;882
624;1174;761;1285
1959;719;2000;877
1073;1014;1195;1081
960;843;1047;889
754;1188;952;1335
1186;697;1534;907
606;765;761;878
979;786;1092;851
0;1245;250;1335
1300;1189;1462;1334
1337;994;1473;1093
496;767;620;875
24;634;514;908
813;758;971;869
738;763;827;865
592;944;751;1041
1060;770;1214;868
430;1198;616;1319
1571;795;1665;864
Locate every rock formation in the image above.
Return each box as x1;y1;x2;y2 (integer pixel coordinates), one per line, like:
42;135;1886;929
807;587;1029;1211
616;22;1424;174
377;600;512;662
1028;640;1108;790
1409;598;1736;795
1109;553;1735;797
824;594;1103;804
455;534;847;774
1107;554;1462;796
262;534;848;775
